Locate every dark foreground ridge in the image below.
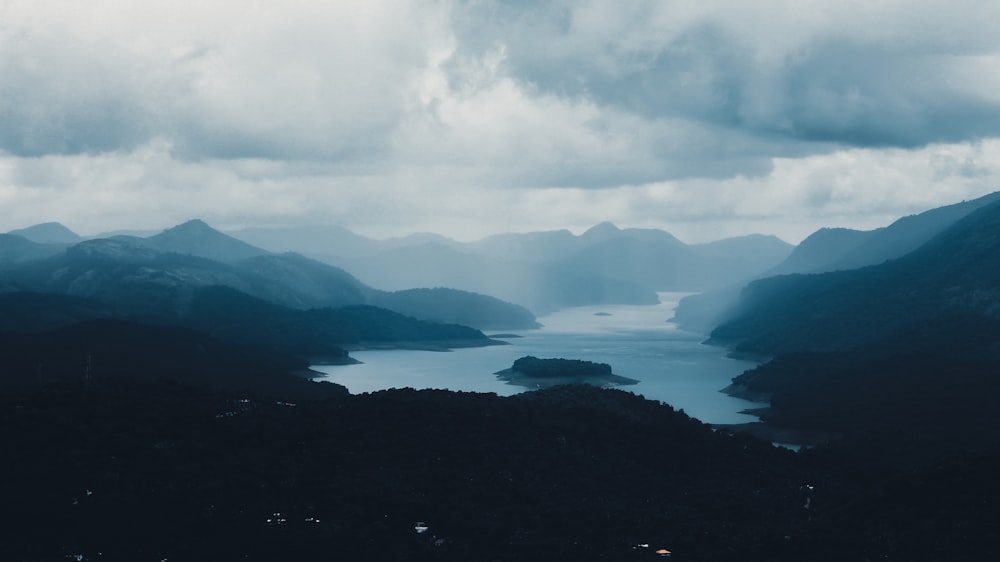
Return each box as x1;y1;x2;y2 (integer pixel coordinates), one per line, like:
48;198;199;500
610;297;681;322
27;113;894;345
3;377;998;561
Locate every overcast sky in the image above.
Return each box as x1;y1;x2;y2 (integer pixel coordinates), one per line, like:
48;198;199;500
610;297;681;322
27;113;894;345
2;0;1000;243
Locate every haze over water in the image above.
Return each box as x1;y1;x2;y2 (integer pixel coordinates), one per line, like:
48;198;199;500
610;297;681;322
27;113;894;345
313;293;765;425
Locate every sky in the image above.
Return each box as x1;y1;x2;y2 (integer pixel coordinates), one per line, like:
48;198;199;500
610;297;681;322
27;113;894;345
2;0;1000;244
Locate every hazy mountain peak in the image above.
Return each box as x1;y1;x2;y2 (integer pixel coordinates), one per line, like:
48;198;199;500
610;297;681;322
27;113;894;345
7;222;82;244
160;218;213;234
148;219;269;263
582;222;621;237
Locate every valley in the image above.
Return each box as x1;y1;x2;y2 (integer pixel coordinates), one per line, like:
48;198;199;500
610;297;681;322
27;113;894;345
3;193;1000;560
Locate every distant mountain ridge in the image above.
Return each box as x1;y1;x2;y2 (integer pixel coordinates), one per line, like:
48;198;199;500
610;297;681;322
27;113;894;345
6;222;83;244
145;219;272;262
7;218;538;328
229;221;794;314
0;234;68;264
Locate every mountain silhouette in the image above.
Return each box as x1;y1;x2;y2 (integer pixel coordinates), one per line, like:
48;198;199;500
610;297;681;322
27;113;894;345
712;197;1000;355
146;219;270;262
674;191;1000;332
6;222;83;244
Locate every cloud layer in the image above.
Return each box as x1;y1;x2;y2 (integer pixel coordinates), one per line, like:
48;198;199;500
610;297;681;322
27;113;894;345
2;0;999;242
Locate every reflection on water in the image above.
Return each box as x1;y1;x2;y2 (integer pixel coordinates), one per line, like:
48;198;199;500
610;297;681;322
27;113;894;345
311;293;766;424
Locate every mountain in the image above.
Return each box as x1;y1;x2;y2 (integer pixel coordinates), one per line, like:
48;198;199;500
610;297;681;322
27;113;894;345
0;318;347;399
0;219;524;357
339;241;485;291
4;237;278;318
1;219;536;330
0;291;116;332
764;227;875;275
768;191;1000;276
6;222;83;244
698;195;1000;471
559;229;792;292
712;197;1000;356
233;252;372;309
726;314;1000;465
0;234;68;265
181;286;498;359
228;225;465;261
229;224;382;258
370;288;540;330
330;223;792;314
673;192;1000;332
468;228;579;262
146;219;271;262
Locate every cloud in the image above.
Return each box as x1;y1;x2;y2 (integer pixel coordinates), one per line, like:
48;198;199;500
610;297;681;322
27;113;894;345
448;0;1000;149
0;0;447;161
1;0;999;242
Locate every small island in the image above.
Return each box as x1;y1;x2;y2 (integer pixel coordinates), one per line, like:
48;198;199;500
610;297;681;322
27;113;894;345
495;356;639;389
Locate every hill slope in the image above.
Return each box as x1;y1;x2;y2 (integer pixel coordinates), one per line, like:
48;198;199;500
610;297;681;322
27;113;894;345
712;198;1000;355
674;191;1000;333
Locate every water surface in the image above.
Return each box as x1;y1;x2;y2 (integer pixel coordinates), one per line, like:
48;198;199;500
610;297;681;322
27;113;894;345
312;293;765;424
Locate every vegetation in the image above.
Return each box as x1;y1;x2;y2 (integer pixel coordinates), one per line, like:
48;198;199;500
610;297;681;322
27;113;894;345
509;356;613;378
727;314;1000;466
495;356;638;389
2;377;997;561
712;198;1000;355
0;318;346;400
370;287;540;330
5;203;1000;560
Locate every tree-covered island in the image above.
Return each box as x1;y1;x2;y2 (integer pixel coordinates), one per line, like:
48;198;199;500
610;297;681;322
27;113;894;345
495;356;639;388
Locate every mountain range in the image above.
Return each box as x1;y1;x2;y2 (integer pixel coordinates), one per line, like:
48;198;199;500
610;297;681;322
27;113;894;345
672;190;1000;332
0;221;531;369
5;195;1000;559
0;219;538;331
683;192;1000;466
712;195;1000;355
226;221;793;313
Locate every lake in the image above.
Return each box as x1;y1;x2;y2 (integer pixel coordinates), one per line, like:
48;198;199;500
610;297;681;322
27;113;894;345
311;293;766;425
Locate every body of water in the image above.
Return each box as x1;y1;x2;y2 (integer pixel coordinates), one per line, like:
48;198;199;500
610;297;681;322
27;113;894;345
312;293;766;424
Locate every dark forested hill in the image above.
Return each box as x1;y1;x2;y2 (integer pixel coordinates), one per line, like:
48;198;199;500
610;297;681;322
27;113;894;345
0;318;345;400
2;379;997;561
0;291;115;332
726;314;1000;466
674;191;1000;333
711;198;1000;355
370;287;540;330
705;197;1000;478
183;286;498;358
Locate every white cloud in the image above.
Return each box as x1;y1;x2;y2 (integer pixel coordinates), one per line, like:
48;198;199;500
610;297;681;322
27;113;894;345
1;0;999;242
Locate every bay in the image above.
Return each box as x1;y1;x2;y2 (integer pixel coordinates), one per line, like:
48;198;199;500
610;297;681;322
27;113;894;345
311;293;766;424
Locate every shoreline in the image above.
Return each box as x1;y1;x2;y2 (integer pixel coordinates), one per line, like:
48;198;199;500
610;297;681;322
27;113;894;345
342;337;510;353
712;421;839;448
494;368;640;389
